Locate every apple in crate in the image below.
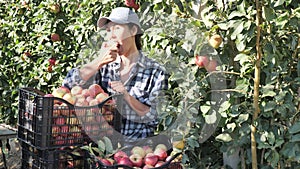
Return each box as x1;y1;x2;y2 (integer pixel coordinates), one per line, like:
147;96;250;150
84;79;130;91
154;147;168;161
52;86;70;98
118;157;133;167
88;84;104;98
113;150;128;163
131;146;146;158
71;85;83;95
129;153;143;167
62;93;76;105
144;153;158;166
96;93;109;102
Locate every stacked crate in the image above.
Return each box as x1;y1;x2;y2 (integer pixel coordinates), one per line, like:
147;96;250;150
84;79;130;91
17;88;123;169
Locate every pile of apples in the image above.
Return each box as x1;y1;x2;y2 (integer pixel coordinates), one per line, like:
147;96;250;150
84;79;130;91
44;84;115;146
97;144;178;169
48;84;110;106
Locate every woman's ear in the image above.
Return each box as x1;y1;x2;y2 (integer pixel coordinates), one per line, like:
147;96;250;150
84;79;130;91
130;25;138;36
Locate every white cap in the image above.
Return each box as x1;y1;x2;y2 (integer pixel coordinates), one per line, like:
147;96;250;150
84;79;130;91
97;7;142;32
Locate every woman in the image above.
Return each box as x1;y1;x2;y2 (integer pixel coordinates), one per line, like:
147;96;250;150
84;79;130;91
62;7;169;143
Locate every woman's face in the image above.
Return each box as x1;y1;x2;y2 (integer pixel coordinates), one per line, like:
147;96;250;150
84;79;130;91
104;22;136;55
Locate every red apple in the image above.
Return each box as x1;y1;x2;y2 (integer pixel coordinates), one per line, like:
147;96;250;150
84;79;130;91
62;93;76;105
144;153;158;166
55;117;66;125
195;55;209;68
114;150;128;163
51;33;60;42
99;158;112;166
53;104;61;116
89;99;99;106
55;135;65;145
155;161;165;167
129;153;143;167
88;84;104;98
71;86;83;95
95;93;109;103
70;126;82;137
143;146;153;154
143;164;154;169
60;125;69;137
205;59;217;72
154;148;168;161
60;103;70;116
131;146;146;158
81;89;90;97
52;126;60;137
118;157;133;167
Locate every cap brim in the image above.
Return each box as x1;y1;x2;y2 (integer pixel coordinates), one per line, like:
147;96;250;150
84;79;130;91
97;17;129;28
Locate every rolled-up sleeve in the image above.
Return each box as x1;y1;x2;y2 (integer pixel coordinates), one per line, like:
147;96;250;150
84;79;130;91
62;68;87;89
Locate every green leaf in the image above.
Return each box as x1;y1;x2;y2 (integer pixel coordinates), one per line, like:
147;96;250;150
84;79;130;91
97;140;105;153
103;136;113;154
289;122;300;134
274;0;285;7
290;134;300;142
216;133;232;142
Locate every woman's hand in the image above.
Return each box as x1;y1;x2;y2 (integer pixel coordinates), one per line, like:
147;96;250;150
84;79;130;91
98;42;120;68
110;81;129;97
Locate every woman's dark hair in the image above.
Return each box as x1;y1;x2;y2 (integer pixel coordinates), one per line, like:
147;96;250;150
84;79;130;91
128;23;143;50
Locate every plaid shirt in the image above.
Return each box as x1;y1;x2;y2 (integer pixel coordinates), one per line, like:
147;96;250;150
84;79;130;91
62;51;169;142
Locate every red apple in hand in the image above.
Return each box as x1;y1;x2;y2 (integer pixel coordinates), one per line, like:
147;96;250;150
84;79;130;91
144;153;158;166
129;154;143;167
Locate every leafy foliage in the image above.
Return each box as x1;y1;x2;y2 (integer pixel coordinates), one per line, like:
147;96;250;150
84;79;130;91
0;0;299;168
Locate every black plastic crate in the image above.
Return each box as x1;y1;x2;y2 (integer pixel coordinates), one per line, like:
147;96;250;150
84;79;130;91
21;141;90;169
18;87;123;149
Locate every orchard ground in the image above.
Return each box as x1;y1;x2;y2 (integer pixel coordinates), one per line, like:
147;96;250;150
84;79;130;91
0;138;21;169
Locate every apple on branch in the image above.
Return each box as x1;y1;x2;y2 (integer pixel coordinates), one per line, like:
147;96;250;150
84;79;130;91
208;34;223;49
